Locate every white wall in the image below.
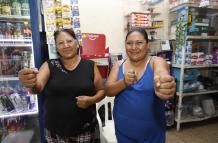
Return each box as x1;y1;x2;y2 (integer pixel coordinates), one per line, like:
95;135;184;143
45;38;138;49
79;0;143;54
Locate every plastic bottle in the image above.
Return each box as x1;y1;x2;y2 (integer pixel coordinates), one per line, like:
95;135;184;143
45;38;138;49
21;0;29;16
0;23;4;39
0;0;3;15
14;22;23;38
2;0;11;15
22;21;31;38
12;0;21;15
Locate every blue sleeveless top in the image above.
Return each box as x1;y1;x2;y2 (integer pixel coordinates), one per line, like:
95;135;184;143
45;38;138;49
113;58;166;143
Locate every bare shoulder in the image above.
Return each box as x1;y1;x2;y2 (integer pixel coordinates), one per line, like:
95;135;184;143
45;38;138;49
151;56;167;66
151;56;169;75
152;56;166;63
113;60;123;68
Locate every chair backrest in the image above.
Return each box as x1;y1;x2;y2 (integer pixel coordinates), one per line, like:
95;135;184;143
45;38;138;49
96;96;115;123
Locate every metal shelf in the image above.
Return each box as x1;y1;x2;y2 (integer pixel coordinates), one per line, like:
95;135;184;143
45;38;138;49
0;110;38;119
0;43;32;47
0;15;30;21
0;77;19;81
169;2;199;12
186;35;218;40
0;38;32;42
0;38;32;47
175;110;218;123
176;90;218;97
169;3;218;13
172;64;218;69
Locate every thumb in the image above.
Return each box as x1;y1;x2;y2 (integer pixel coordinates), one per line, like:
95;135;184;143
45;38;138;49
76;96;84;100
154;75;161;88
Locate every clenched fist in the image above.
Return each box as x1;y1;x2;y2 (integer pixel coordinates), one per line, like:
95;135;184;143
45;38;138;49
18;68;38;88
153;75;176;100
76;96;94;109
123;69;137;87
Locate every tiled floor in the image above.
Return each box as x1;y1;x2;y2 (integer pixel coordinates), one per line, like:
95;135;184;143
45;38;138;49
166;118;218;143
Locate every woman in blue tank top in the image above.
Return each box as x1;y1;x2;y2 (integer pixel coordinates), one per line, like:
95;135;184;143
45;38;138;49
105;28;176;143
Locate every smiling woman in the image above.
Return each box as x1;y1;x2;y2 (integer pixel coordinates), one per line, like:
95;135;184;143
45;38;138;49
105;27;176;143
18;28;105;143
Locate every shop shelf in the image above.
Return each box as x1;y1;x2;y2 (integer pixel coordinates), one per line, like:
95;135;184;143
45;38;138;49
0;15;30;21
172;64;218;69
176;89;218;97
186;35;218;40
0;110;38;119
0;77;19;81
175;110;218;123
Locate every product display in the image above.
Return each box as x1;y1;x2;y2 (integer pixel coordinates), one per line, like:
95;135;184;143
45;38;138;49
170;2;218;131
0;1;40;142
42;0;82;59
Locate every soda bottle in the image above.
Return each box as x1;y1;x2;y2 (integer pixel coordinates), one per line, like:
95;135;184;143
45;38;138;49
0;23;4;39
5;22;13;38
0;0;3;15
12;0;21;15
14;22;23;38
21;0;29;16
2;0;11;15
22;21;31;38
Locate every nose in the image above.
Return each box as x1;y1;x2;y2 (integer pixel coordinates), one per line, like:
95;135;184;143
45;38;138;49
131;43;137;49
64;42;69;47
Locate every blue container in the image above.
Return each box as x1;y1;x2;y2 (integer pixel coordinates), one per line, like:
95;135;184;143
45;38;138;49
172;68;200;81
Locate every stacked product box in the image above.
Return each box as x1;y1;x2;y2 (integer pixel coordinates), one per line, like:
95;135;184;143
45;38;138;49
128;12;152;30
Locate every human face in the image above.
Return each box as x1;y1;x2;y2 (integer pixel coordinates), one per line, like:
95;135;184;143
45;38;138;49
125;31;148;62
56;32;78;59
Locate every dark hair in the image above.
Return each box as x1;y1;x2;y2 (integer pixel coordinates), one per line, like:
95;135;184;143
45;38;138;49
54;28;80;55
126;28;149;43
54;28;77;42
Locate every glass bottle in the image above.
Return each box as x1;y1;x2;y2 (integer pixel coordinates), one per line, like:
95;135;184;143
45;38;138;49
0;0;3;15
0;23;4;39
22;21;31;38
12;0;21;15
5;22;13;38
14;22;22;38
2;0;11;15
21;0;29;16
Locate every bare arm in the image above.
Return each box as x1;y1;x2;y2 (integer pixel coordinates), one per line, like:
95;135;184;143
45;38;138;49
19;61;50;94
90;63;105;103
105;61;127;97
152;57;176;100
34;62;50;93
153;56;170;76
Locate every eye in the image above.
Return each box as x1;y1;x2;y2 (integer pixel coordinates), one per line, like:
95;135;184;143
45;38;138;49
136;42;144;46
126;42;133;46
67;39;73;44
58;41;64;46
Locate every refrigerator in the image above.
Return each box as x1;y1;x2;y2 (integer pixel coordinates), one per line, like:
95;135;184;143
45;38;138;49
0;0;44;142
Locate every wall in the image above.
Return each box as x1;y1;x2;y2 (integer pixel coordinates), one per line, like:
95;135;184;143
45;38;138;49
79;0;143;54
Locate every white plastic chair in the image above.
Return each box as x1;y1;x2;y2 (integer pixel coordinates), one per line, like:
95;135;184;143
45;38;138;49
96;96;117;143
